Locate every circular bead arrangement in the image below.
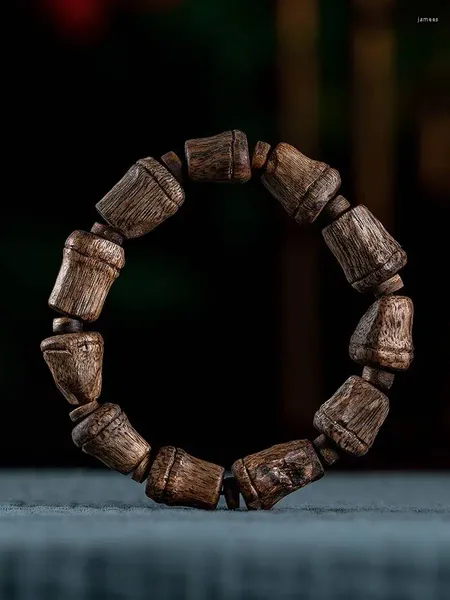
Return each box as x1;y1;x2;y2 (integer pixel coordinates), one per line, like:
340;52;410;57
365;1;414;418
41;130;414;510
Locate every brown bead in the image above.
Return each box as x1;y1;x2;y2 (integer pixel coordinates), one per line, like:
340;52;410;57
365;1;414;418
349;296;414;371
96;157;185;239
185;130;251;183
90;222;124;246
222;474;240;510
261;142;341;225
321;194;351;223
160;151;183;183
48;231;125;322
362;366;395;391
69;400;100;423
251;141;271;171
313;375;389;457
146;446;224;510
72;403;150;475
131;452;152;483
313;434;341;467
52;317;83;334
322;205;407;293
41;332;104;405
231;440;324;510
374;274;404;298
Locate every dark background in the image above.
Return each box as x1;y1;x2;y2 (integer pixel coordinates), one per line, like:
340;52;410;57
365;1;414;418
2;0;449;471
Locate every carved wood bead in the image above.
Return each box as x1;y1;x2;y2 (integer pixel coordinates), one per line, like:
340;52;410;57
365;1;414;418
41;332;104;405
90;222;124;246
72;403;150;475
52;317;83;334
251;141;271;171
185;130;251;183
146;446;224;510
261;142;341;225
96;157;185;239
322;205;407;293
48;231;125;322
313;434;341;467
231;440;324;510
362;366;395;391
160;151;183;183
69;400;100;423
349;296;414;371
313;376;389;457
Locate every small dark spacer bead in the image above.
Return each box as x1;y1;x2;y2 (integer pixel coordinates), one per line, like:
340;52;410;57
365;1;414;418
52;317;83;334
69;400;100;423
251;141;271;171
321;195;351;223
313;434;341;467
160;151;184;183
222;474;240;509
91;222;124;246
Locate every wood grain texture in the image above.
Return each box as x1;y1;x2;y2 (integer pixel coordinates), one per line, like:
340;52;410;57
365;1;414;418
69;400;100;423
160;151;184;183
231;440;324;510
313;375;389;457
52;317;83;334
146;446;224;510
349;296;414;371
96;157;185;238
322;205;407;293
131;452;152;483
362;366;395;391
321;194;351;223
41;332;104;405
251;141;271;171
185;130;251;183
48;231;125;322
222;474;240;509
374;274;404;297
261;143;341;225
312;434;340;467
90;222;124;246
72;403;150;475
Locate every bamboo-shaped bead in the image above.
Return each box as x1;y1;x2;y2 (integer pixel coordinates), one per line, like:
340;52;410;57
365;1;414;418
231;440;324;510
314;376;389;456
349;296;414;371
48;231;125;322
322;205;407;293
41;332;104;405
72;403;150;475
185;130;251;183
146;446;224;510
261;143;341;225
96;157;185;239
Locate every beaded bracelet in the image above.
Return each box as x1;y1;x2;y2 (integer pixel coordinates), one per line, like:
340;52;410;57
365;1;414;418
40;130;414;511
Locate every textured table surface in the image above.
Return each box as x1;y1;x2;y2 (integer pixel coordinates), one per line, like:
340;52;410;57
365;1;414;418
1;470;449;600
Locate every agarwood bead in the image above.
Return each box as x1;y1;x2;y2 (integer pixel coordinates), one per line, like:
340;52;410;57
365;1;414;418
251;141;271;171
72;403;150;475
146;446;224;510
185;130;251;183
69;400;100;423
231;440;324;510
374;274;404;298
362;366;395;391
48;231;125;322
313;375;389;456
321;194;351;223
41;332;104;405
52;317;83;334
90;222;124;246
349;296;414;371
313;434;340;467
160;151;183;183
222;474;240;510
261;142;341;225
322;205;407;293
96;157;185;239
131;452;152;483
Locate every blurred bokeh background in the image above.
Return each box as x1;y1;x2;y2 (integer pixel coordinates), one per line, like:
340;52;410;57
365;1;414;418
2;0;449;471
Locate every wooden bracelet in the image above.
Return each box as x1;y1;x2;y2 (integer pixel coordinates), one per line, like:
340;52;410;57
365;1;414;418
41;131;414;511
